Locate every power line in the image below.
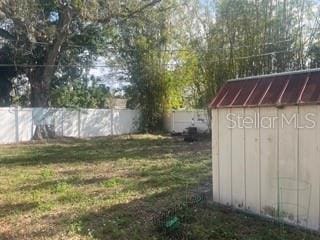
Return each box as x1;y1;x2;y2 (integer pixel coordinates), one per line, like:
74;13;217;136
0;63;176;67
0;48;301;68
0;38;101;50
235;48;299;60
0;64;121;68
0;37;294;53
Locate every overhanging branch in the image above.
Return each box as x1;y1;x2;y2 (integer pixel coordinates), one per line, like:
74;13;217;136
125;0;162;19
93;0;162;23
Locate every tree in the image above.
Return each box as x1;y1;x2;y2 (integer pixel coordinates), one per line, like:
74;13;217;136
186;0;320;108
0;0;161;138
116;1;175;132
308;43;320;68
115;0;209;131
0;0;161;107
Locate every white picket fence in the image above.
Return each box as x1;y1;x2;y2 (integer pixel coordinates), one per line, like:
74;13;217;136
0;107;140;144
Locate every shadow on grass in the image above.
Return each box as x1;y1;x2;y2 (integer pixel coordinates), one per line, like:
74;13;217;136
0;202;39;218
18;158;212;195
122;164;212;195
75;200;320;240
1;186;187;240
0;139;212;170
0;211;74;240
2;179;317;240
0;233;12;240
18;175;114;192
0;137;200;167
72;190;319;240
72;187;189;240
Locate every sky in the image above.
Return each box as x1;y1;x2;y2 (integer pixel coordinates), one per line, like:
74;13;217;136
89;57;130;91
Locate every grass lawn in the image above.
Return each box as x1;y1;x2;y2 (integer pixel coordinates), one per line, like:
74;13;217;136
0;134;319;240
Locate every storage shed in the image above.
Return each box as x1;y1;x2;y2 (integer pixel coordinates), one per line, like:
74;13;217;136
211;69;320;231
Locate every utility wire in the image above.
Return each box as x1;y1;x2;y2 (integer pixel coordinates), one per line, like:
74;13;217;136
0;48;301;68
0;38;294;53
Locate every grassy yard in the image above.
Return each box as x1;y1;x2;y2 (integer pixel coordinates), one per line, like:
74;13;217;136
0;135;319;240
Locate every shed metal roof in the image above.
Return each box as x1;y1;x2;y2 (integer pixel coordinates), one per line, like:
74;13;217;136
210;69;320;108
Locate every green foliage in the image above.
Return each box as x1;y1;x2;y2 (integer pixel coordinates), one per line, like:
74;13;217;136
102;178;126;188
308;42;320;68
167;50;203;109
117;2;174;132
51;76;111;108
188;0;320;107
0;0;161;108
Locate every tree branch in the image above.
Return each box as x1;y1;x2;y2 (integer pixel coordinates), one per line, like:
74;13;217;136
40;5;73;87
124;0;162;19
93;0;162;23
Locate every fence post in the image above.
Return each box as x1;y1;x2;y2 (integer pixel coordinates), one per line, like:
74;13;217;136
78;109;81;138
111;108;114;136
172;110;175;132
15;106;19;143
61;109;64;137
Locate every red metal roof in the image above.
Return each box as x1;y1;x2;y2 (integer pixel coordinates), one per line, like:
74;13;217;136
210;69;320;108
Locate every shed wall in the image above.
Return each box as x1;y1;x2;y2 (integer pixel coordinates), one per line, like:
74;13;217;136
212;106;320;231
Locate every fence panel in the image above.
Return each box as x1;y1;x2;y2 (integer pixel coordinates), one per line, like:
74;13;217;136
0;107;140;144
0;108;209;144
165;110;210;133
18;108;33;142
62;109;80;138
0;108;16;144
81;109;112;138
113;109;139;135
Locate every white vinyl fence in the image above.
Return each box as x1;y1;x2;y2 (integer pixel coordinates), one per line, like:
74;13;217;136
0;108;209;144
0;107;140;144
165;110;210;133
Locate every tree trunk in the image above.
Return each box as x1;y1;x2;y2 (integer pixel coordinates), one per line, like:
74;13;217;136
30;6;73;140
30;5;73;105
33;124;56;140
29;73;54;140
30;75;50;107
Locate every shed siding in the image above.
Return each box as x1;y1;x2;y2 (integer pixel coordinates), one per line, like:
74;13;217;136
260;107;278;218
231;108;245;209
298;106;319;229
218;108;232;205
212;105;320;231
212;109;220;202
244;108;261;213
278;106;299;224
